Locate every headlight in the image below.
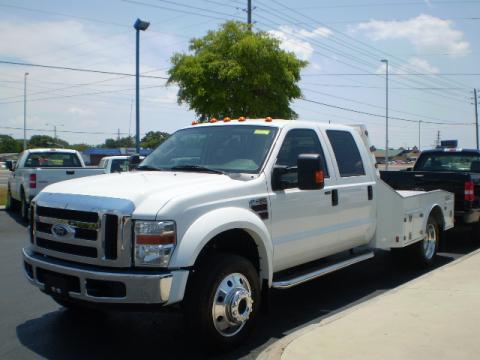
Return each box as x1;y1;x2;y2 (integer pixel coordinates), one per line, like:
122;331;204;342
134;220;176;267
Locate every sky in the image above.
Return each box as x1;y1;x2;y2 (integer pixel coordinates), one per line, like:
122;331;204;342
0;0;479;150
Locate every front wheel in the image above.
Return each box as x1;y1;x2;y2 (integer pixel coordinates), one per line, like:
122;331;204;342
184;254;261;352
20;191;29;222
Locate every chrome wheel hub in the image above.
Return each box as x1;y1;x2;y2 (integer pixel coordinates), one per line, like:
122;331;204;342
423;223;437;260
212;273;253;337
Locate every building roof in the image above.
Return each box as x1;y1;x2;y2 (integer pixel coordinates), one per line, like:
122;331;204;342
373;149;405;158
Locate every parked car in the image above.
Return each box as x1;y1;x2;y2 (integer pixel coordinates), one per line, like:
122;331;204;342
381;148;480;239
6;148;104;220
98;155;131;173
22;120;453;350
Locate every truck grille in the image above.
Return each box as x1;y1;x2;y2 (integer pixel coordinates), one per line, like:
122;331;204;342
32;204;130;267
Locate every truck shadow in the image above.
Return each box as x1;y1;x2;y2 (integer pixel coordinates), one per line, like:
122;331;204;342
16;229;476;360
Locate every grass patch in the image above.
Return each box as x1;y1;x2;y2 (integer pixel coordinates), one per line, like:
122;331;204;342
0;187;6;206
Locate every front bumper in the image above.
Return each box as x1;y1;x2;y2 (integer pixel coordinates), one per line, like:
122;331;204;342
23;248;188;305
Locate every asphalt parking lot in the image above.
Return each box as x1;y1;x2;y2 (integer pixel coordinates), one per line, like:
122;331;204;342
0;209;476;359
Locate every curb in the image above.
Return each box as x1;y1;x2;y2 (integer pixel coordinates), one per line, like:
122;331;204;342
256;248;480;360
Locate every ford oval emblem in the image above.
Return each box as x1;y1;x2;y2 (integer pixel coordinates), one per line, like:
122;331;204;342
52;224;72;237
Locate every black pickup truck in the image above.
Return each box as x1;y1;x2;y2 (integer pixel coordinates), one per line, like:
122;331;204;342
381;148;480;238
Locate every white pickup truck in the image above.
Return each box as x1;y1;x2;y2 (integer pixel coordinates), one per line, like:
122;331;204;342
22;120;454;350
6;149;104;220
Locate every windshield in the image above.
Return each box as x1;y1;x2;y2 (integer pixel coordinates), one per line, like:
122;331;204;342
141;125;278;173
24;152;82;168
415;152;480;173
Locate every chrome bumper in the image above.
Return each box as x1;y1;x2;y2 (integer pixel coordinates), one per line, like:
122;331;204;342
23;248;184;304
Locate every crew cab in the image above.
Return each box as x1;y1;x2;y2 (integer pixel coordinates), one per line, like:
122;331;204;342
381;148;480;238
6;149;104;220
22;120;454;350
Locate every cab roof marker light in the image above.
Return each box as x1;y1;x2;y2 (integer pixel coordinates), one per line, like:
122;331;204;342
223;117;231;122
238;116;246;122
209;118;217;123
265;117;272;122
192;120;199;125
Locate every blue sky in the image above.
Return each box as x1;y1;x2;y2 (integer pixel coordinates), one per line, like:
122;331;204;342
0;0;479;149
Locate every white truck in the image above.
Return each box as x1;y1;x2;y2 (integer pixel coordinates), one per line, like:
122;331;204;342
6;149;104;220
98;155;131;173
22;120;454;350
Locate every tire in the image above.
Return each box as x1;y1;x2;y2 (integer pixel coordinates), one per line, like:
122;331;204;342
5;187;17;211
20;190;29;222
184;253;261;352
471;222;480;243
408;215;440;268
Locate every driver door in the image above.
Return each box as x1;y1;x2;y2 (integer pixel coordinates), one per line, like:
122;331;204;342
268;128;341;272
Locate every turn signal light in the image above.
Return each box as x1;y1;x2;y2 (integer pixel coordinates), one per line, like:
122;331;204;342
315;170;324;184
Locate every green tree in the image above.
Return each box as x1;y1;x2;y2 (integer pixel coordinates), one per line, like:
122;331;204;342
0;135;22;153
70;143;91;152
168;21;308;121
141;131;170;149
28;135;69;148
103;136;135;148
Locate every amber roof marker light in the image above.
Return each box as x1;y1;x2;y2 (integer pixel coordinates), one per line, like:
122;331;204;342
223;117;231;122
238;116;246;122
265;117;272;122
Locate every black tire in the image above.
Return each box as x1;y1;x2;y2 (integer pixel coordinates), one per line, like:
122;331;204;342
408;215;440;268
20;190;29;222
471;222;480;243
184;253;261;352
5;187;18;211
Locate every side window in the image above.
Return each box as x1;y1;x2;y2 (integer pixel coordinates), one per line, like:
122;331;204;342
326;130;365;177
275;129;328;189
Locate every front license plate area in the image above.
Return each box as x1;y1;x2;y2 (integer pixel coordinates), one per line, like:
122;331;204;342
44;273;70;298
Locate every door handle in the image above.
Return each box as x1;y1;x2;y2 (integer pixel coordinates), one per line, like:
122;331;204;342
332;189;338;206
368;185;373;200
66;170;75;175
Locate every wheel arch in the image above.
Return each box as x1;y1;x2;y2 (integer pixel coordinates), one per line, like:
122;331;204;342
171;207;273;285
428;204;445;231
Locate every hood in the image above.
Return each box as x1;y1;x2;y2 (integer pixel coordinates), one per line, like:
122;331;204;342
36;171;237;218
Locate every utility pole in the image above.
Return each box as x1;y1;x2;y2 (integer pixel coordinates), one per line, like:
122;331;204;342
23;72;29;150
381;59;389;170
133;19;150;154
474;88;479;150
436;130;441;148
117;128;120;141
247;0;252;25
418;120;422;151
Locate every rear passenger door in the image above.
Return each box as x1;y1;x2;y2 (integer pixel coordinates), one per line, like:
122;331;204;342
324;130;376;249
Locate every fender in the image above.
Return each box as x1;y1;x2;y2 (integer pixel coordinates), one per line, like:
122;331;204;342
171;206;273;285
423;203;445;231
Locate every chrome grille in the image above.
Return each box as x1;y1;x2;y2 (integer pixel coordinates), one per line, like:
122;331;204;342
32;204;132;267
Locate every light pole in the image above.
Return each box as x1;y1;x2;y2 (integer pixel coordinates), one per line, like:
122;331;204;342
133;18;150;154
23;72;29;150
381;59;389;170
45;123;64;147
418;120;422;151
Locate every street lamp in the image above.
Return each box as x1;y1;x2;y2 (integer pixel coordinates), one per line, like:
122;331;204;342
23;72;29;150
133;18;150;154
381;59;389;170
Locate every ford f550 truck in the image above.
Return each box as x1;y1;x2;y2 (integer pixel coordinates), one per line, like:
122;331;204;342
22;120;454;350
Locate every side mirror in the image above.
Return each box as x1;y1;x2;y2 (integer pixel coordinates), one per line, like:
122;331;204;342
129;154;141;170
298;154;325;190
6;160;13;171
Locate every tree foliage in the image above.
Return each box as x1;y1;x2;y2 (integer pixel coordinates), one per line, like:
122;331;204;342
168;21;308;121
0;135;22;153
102;136;135;148
141;131;170;149
28;135;69;148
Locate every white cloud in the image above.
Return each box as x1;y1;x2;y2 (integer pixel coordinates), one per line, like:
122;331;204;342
356;14;470;57
68;107;93;116
269;26;331;61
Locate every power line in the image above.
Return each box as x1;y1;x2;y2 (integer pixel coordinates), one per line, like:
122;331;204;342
0;125;130;136
0;60;168;79
302;73;480;76
300;97;474;125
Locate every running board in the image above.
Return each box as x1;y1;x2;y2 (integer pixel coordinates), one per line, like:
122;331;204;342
271;251;375;289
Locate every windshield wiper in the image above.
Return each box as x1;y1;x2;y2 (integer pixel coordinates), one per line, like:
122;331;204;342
170;165;224;175
136;165;163;171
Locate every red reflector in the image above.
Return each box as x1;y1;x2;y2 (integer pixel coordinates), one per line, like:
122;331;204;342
465;180;475;202
29;174;36;189
136;233;175;245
